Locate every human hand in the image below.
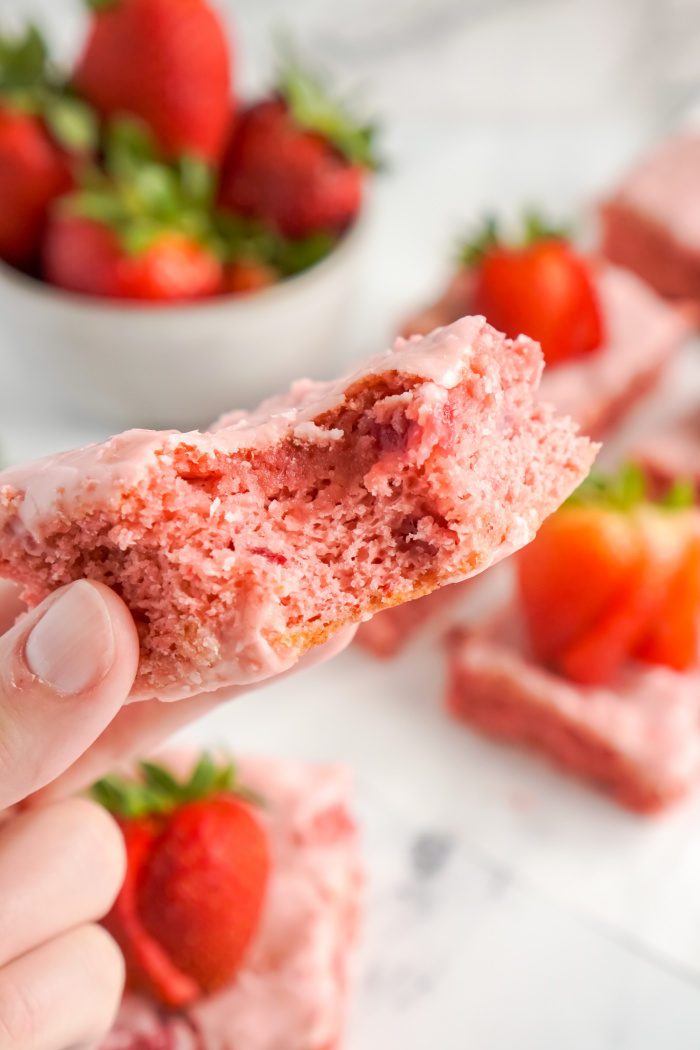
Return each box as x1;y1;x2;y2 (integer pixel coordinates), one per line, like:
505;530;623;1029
0;577;354;1048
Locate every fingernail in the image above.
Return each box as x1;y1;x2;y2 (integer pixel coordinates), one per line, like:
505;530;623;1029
25;582;115;694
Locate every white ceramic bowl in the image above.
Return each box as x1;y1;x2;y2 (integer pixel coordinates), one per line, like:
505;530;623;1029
0;213;369;431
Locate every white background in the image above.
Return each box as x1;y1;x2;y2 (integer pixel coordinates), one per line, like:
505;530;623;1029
2;1;700;1046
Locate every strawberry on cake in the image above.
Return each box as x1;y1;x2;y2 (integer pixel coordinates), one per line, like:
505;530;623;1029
97;752;361;1050
402;216;688;437
0;317;596;700
445;466;700;813
601;134;700;313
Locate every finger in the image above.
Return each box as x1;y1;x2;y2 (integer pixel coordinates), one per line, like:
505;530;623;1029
37;623;358;801
0;580;139;809
0;581;25;637
0;924;124;1050
0;799;125;968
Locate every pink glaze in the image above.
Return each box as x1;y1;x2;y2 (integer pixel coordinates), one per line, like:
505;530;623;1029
102;759;361;1050
446;604;700;812
0;317;596;701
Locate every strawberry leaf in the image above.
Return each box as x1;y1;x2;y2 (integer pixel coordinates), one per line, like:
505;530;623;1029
459;211;572;268
106;117;160;178
458;215;500;268
86;0;121;10
566;462;695;514
91;753;263;820
660;478;696;510
0;25;48;94
44;95;98;153
177;155;216;209
522;210;571;245
185;753;221;800
277;49;380;170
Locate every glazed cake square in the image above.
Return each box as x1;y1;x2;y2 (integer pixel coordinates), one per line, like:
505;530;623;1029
446;609;700;813
102;759;361;1050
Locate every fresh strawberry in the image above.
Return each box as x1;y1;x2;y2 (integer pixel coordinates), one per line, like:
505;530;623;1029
0;107;71;267
636;529;700;672
44;216;222;300
517;465;700;684
224;258;278;295
0;27;96;267
219;57;378;238
465;215;604;367
74;0;231;163
43;141;223;300
93;754;270;1007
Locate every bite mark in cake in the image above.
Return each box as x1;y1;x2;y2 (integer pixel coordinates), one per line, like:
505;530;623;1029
0;316;596;700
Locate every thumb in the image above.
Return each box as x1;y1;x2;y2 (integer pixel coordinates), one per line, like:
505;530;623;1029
0;580;139;809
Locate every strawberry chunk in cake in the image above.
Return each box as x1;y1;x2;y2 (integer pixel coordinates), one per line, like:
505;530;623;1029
98;753;361;1050
0;317;596;700
402;216;688;437
445;466;700;813
601;134;700;312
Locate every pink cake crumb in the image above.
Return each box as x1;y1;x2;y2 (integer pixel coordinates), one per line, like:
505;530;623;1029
102;759;361;1050
446;607;700;813
0;317;596;701
635;412;700;500
601;134;700;311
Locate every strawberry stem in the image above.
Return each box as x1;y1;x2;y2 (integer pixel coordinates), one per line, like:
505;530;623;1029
458;211;572;267
276;46;380;170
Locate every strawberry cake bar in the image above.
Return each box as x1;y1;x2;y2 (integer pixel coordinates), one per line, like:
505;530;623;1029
0;317;595;700
100;754;361;1050
601;134;700;312
445;468;700;813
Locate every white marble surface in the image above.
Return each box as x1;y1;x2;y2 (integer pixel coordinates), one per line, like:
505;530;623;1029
3;0;700;1046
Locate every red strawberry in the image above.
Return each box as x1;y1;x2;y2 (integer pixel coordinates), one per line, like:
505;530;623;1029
44;215;222;301
517;464;700;684
93;755;270;1007
0;107;72;267
219;59;378;239
224;258;278;295
43;148;223;301
74;0;232;163
0;26;96;267
465;216;604;366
